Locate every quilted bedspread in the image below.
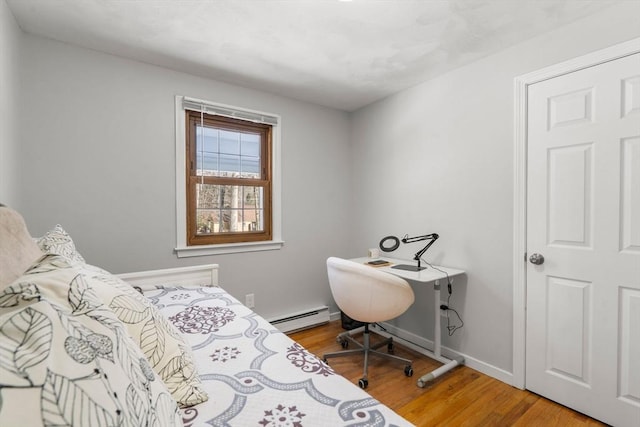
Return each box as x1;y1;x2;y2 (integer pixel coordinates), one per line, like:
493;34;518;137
143;286;414;427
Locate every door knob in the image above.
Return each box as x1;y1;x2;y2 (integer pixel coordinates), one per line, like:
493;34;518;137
529;253;545;265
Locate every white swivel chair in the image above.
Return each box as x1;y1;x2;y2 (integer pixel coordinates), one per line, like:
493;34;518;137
323;257;415;389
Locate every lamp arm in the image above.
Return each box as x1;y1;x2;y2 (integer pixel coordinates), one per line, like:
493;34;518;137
413;238;438;261
401;233;439;244
401;233;439;267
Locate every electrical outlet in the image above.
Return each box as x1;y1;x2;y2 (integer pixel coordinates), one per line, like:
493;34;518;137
245;293;255;308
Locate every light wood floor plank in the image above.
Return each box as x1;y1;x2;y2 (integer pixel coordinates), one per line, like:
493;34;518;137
288;321;605;427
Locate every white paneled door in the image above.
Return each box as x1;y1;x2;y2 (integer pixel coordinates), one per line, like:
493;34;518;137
526;52;640;426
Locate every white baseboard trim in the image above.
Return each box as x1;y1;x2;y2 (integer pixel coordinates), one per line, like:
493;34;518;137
327;311;513;386
376;322;514;386
329;311;342;322
268;306;330;333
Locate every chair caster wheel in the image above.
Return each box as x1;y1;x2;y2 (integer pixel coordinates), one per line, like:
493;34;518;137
404;366;413;377
323;358;328;364
358;378;368;389
387;342;394;354
341;340;349;349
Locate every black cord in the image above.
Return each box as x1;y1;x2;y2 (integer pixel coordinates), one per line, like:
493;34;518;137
445;294;464;336
421;257;464;336
420;257;450;284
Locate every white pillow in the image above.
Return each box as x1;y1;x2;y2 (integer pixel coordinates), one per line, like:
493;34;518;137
0;255;182;426
36;224;86;264
0;206;43;289
79;261;209;407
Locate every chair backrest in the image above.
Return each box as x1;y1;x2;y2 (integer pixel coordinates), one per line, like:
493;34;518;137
327;257;415;324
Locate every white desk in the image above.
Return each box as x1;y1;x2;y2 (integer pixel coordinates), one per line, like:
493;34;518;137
350;256;465;387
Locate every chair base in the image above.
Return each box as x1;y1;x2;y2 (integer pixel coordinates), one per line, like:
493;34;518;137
322;324;413;389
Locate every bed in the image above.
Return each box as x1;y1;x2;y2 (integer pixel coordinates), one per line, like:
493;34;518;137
0;206;414;427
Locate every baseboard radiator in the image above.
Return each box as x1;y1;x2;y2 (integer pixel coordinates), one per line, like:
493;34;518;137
269;306;330;333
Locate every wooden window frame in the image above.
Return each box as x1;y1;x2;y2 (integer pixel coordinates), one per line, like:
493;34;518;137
186;111;272;246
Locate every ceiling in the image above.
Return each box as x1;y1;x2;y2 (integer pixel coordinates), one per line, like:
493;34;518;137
7;0;617;111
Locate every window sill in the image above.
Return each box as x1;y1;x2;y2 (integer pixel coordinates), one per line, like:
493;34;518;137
174;240;285;258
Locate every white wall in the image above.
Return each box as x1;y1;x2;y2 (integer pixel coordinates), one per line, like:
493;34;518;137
350;1;640;375
17;34;351;320
10;0;640;381
0;0;21;207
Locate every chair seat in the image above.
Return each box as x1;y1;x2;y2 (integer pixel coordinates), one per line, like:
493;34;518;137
323;257;415;388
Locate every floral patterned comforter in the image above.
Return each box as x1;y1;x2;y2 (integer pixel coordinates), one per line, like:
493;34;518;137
143;286;414;427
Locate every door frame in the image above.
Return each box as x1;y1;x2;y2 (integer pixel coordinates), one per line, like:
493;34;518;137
512;37;640;389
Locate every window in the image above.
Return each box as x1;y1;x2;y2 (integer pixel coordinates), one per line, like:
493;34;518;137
186;111;271;245
175;96;282;257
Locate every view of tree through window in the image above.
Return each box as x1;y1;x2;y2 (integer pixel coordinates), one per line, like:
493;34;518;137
195;183;263;233
186;111;272;245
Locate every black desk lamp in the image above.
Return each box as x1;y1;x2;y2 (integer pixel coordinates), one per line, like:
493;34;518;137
391;233;439;272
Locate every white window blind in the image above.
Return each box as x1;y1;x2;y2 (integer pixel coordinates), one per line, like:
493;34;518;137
182;97;279;126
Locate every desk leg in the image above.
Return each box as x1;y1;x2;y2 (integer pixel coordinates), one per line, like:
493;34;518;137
416;279;464;388
416;357;464;387
434;280;441;358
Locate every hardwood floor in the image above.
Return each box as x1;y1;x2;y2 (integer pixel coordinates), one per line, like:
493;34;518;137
288;321;605;427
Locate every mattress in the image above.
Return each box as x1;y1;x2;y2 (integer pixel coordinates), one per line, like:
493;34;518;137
143;285;414;427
